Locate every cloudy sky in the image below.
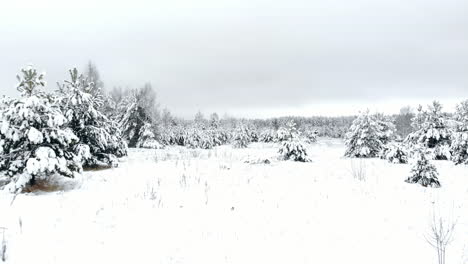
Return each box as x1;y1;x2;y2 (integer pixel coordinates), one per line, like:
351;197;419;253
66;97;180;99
1;0;467;118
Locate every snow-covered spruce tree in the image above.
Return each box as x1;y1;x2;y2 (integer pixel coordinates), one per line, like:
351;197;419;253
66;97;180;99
57;68;127;168
157;126;172;146
184;127;214;149
194;111;207;129
276;126;292;142
182;128;198;148
380;142;408;164
259;129;276;143
278;120;311;162
248;127;259;143
450;100;468;165
219;129;231;145
104;86;128;120
208;128;229;147
404;102;452;160
209;112;220;129
117;84;160;148
135;122;163;149
0;66;82;192
304;128;319;144
172;126;187;146
233;126;250;148
405;146;441;188
374;113;397;144
276;120;299;142
344;111;384;158
169;126;187;146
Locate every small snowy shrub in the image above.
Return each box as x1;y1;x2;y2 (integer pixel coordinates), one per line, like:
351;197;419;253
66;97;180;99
0;66;82;192
279;140;311;162
380;143;408;164
137;139;163;149
278;121;311;162
405;147;441;188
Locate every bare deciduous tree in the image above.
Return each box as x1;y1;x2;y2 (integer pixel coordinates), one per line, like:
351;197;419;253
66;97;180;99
349;159;367;181
394;106;414;138
1;227;6;262
84;60;104;94
425;212;457;264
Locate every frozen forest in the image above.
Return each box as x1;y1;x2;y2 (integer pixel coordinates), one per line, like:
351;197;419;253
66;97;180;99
1;0;468;262
0;64;467;264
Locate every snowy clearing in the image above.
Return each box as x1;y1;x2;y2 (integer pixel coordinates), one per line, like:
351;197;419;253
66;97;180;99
1;139;468;264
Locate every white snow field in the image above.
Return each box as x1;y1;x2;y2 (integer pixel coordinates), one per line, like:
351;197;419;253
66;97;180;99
1;139;468;264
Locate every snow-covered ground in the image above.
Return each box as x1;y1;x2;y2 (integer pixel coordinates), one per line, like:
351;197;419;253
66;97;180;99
1;138;467;264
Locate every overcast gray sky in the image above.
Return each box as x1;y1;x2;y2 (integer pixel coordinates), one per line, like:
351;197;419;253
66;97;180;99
1;0;467;118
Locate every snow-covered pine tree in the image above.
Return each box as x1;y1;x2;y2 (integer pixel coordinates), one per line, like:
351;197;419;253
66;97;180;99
374;113;397;144
209;128;229;147
233;126;250;148
118;84;160;148
304;128;318;144
450;100;468;165
159;125;178;146
405;146;441;188
117;94;138;146
278;120;311;162
57;68;127;168
277;120;298;142
404;101;452;160
194;111;207;129
344;111;384;158
209;113;220;129
259;129;276;143
183;128;198;148
184;127;214;149
104;86;128;120
411;105;425;131
380;142;408;164
0;66;82;192
136;122;163;149
248;127;259;143
276;127;290;142
84;61;116;116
